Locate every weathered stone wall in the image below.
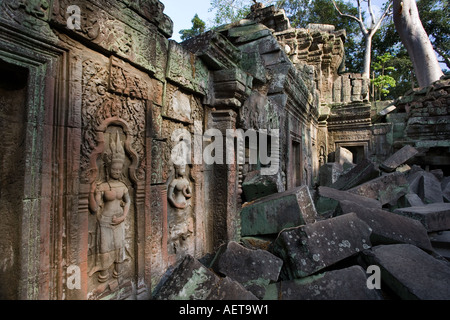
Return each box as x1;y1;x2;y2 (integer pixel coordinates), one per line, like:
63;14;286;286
391;75;450;170
258;7;372;169
0;0;211;300
0;1;350;300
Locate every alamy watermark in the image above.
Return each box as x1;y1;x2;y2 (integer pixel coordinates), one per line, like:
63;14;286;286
170;121;280;176
67;265;81;290
66;5;82;31
366;265;381;290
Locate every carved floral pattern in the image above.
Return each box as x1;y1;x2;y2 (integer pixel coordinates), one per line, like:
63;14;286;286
81;59;147;183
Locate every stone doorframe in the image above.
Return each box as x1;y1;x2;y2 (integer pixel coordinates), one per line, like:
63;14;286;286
0;21;71;300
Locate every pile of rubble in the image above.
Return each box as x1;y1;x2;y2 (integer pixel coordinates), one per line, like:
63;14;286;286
155;145;450;300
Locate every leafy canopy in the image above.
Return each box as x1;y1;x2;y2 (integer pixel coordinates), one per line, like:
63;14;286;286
179;14;206;41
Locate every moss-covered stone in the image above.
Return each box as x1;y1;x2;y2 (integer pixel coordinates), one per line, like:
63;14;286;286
273;213;372;279
241;185;317;236
263;266;382;300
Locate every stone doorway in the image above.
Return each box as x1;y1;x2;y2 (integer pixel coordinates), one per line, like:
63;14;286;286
0;59;28;300
336;142;369;164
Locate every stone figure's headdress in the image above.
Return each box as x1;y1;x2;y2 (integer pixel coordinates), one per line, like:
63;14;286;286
106;131;126;165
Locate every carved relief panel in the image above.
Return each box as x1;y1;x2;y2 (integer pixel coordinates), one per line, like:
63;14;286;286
88;127;135;298
80;53;152;299
160;90;206;262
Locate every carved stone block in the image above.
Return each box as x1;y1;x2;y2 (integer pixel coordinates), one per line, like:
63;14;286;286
166;41;209;95
51;0;168;80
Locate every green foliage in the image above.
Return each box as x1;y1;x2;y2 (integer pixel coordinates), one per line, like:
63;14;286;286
371;53;397;100
417;0;450;69
209;0;253;26
179;14;206;41
207;0;448;98
371;0;449;97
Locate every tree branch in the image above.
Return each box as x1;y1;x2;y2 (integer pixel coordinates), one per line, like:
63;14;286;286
330;0;368;35
367;0;376;27
370;0;393;36
434;46;450;69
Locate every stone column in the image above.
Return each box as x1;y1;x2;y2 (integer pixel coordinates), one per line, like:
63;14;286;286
209;110;240;249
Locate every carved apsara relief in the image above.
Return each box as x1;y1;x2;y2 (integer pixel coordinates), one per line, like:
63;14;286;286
88;131;131;290
80;54;151;299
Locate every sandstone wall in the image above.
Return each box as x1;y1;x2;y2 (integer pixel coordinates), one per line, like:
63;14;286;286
0;0;322;300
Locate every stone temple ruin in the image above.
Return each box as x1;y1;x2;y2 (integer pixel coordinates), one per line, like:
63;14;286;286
0;0;449;300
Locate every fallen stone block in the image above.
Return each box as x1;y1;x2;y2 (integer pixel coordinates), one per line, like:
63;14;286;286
429;231;450;260
406;167;426;194
213;241;283;299
394;203;450;232
443;178;450;203
399;193;425;207
155;255;258;300
335;146;354;167
241;236;274;251
330;158;380;190
241;185;317;236
336;200;433;251
315;186;382;217
362;244;450;300
273;213;372;279
442;176;450;190
430;169;444;181
242;173;278;202
379;145;418;173
429;231;450;247
418;172;444;204
348;172;409;205
319;162;343;187
263;266;382;300
407;169;443;204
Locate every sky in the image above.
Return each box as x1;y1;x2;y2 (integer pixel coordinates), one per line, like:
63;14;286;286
161;0;386;43
161;0;216;42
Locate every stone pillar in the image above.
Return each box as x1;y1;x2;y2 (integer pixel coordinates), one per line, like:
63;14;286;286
209;110;240;249
191;164;206;258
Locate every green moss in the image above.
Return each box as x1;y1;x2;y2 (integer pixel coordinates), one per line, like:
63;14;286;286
173;267;211;300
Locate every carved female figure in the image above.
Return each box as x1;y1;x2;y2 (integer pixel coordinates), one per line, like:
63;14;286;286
89;132;130;283
167;163;193;253
168;164;192;209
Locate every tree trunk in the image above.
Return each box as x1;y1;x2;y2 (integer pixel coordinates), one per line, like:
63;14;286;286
362;34;373;79
393;0;443;87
